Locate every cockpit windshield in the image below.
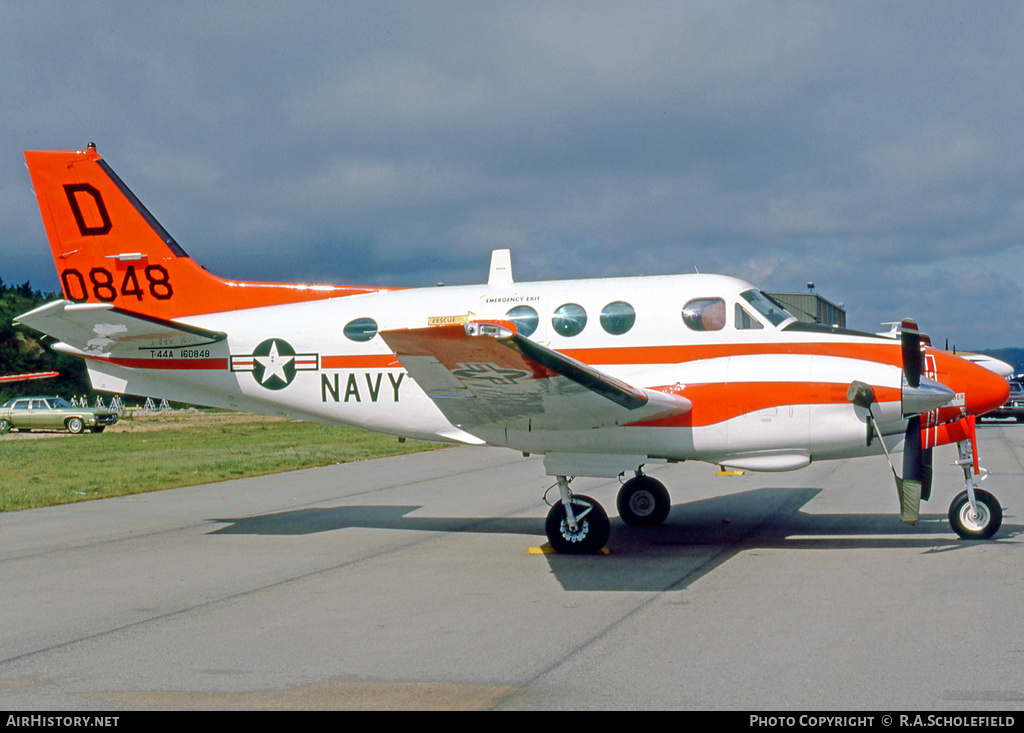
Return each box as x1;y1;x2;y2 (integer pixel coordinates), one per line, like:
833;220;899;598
740;290;793;327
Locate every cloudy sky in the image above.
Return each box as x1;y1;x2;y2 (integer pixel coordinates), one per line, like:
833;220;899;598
2;1;1023;348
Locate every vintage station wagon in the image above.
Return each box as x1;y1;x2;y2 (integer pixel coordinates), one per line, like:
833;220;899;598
0;396;118;434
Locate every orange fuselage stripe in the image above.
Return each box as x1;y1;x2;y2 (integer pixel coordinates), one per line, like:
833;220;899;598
562;342;902;367
634;382;902;427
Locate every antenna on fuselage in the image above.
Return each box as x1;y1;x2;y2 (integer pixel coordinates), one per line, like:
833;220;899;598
488;249;514;286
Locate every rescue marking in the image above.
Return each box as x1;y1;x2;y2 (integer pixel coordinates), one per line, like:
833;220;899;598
427;314;471;326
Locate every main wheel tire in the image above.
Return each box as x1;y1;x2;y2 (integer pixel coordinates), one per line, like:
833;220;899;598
0;418;11;433
617;475;671;526
949;489;1002;540
65;417;85;434
545;494;610;554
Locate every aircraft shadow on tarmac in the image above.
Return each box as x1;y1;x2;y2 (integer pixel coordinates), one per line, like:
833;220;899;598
207;487;1020;592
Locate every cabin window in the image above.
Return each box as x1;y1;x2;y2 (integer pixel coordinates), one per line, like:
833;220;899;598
735;304;763;330
682;298;726;331
343;317;379;342
600;301;636;335
505;305;539;337
552;303;588;337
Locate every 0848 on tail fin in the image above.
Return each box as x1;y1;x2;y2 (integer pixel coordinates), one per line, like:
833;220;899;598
24;143;383;320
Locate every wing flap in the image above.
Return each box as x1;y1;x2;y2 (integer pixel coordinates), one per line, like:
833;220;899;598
15;300;226;356
380;321;691;432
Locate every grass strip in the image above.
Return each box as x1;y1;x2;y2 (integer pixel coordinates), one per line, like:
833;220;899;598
0;417;440;511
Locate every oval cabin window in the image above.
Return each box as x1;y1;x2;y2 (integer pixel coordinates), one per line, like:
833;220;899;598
505;305;539;337
600;301;636;335
552;303;587;337
343;317;379;342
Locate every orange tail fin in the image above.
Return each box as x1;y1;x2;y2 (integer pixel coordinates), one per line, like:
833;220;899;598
24;144;383;320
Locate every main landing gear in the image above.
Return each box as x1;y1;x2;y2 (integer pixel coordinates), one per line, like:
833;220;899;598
617;473;672;527
544;472;672;554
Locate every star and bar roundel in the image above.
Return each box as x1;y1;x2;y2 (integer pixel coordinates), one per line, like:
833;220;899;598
230;338;318;390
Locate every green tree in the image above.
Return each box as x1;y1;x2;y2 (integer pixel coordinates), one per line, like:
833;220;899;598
0;282;90;402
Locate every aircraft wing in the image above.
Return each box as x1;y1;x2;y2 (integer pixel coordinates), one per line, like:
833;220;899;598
380;321;691;432
15;300;226;356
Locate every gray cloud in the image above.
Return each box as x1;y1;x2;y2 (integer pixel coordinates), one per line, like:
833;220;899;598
2;1;1023;347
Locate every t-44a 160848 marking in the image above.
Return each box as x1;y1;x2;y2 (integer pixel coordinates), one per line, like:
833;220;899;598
16;144;1012;553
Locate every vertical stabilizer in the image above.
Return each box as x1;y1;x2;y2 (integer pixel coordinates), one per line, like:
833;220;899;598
24;145;385;319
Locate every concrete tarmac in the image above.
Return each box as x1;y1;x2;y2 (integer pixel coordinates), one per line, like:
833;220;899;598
1;424;1023;711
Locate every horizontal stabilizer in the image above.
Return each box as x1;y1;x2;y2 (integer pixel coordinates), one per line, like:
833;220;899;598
380;321;691;432
15;300;226;357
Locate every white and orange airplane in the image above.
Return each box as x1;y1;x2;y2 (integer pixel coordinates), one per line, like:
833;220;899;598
0;371;58;384
16;144;1011;552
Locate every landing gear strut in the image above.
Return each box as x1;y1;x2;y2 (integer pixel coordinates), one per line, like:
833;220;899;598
544;476;610;554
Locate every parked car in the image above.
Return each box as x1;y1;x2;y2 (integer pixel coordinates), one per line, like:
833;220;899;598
0;396;118;433
978;380;1024;422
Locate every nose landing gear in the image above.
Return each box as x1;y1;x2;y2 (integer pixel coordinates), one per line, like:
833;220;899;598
948;440;1002;540
949;489;1002;540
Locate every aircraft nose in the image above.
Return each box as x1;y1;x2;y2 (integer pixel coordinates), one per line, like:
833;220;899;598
963;359;1011;416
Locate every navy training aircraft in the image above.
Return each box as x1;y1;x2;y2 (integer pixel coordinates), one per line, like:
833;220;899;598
16;144;1011;553
0;371;58;384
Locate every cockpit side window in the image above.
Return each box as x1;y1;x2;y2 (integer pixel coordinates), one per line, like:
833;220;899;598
740;290;791;327
735;304;763;330
682;298;726;331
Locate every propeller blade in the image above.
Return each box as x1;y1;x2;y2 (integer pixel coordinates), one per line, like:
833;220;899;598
898;415;924;523
901;318;923;389
921;445;933;502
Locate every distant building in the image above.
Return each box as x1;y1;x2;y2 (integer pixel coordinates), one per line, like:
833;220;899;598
765;289;846;328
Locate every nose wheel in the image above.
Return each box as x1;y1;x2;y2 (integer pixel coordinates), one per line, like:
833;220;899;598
947;439;1002;540
948;489;1002;540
